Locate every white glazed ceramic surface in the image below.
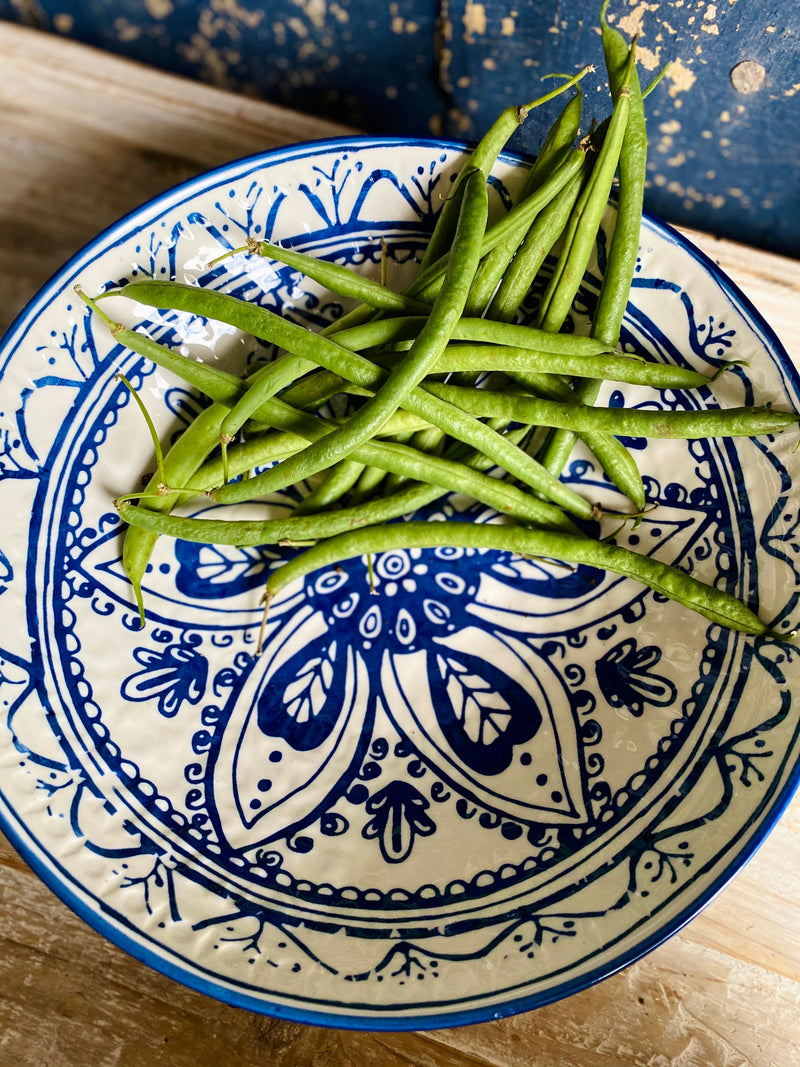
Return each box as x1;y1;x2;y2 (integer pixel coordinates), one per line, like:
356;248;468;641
1;138;799;1029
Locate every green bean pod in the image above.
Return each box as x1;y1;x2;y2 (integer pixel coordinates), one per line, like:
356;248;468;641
263;521;784;639
372;344;721;391
423;385;800;439
331;313;616;357
120;400;231;624
463;89;585;318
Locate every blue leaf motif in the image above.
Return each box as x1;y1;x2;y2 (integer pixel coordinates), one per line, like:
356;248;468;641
175;540;272;599
283;646;335;722
122;643;208;717
442;656;513;746
431;654;542;775
363;781;436;863
595;638;677;717
257;640;342;751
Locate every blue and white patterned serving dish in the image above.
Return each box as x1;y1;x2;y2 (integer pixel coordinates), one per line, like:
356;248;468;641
1;137;799;1029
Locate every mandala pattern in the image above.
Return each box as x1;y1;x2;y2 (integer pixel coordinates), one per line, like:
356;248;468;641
1;139;799;1028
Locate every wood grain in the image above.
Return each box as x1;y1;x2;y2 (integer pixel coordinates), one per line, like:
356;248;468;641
1;21;799;1067
0;22;353;335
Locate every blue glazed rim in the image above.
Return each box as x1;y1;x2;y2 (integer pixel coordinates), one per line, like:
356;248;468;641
1;134;799;1031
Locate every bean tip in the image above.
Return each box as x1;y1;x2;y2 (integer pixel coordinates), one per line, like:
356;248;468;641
767;627;797;643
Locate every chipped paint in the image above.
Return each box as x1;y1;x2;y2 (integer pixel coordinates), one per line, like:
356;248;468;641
114;17;141;43
392;16;417;34
636;44;661;69
213;0;263;27
143;0;173;17
462;0;486;42
500;15;515;37
287;17;308;38
289;0;327;31
617;2;660;40
665;57;697;97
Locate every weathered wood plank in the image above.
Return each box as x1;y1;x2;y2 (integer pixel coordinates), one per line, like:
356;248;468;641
0;22;354;335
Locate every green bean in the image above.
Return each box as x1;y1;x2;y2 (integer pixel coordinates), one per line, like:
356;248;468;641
420;67;593;270
218;351;320;480
292;459;366;515
116;484;446;550
595;3;648;347
187;428;308;489
370;344;721;391
79;287;246;404
236;237;432;314
119;400;230;624
261;521;783;639
422;385;800;439
330;314;616;357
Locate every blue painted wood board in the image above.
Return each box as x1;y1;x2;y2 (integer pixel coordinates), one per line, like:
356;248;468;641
2;0;798;256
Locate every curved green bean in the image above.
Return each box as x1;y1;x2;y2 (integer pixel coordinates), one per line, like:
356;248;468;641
262;521;784;639
330;314;616;356
238;237;432;314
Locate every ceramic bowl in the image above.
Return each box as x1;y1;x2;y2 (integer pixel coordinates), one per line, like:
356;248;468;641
1;137;799;1029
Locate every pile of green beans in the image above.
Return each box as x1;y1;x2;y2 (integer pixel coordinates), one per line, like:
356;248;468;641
80;14;798;650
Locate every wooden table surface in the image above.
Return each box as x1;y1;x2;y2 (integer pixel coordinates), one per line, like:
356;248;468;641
2;22;800;1067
